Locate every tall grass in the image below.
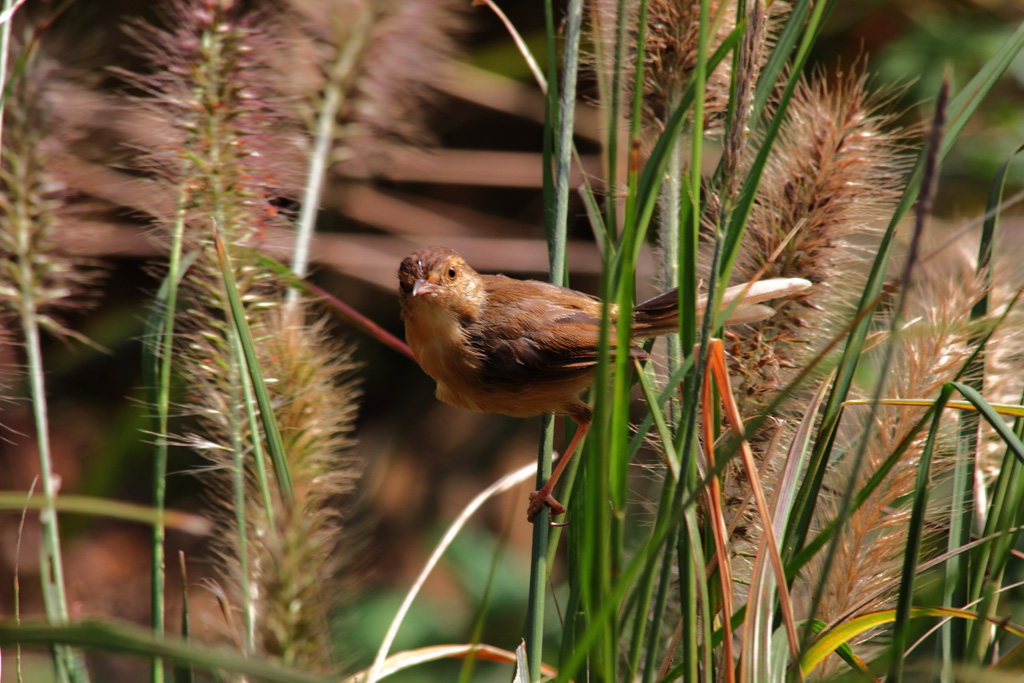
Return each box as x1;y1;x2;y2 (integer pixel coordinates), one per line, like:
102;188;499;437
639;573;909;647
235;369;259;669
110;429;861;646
517;2;1024;682
0;1;1023;682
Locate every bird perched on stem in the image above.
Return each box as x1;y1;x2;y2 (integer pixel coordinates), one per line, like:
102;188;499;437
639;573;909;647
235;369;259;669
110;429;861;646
398;246;810;523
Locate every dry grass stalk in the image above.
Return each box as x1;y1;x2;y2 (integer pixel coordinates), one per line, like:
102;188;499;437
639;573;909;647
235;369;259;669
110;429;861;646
283;0;463;159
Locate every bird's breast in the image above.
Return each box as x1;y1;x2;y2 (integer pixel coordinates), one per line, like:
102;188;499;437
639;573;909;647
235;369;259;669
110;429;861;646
404;301;486;411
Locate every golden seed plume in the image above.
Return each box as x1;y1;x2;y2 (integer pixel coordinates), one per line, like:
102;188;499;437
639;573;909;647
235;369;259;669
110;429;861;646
727;63;914;413
807;244;1010;670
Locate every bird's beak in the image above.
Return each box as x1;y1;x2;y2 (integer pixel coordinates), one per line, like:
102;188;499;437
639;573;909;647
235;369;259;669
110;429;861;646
412;279;439;297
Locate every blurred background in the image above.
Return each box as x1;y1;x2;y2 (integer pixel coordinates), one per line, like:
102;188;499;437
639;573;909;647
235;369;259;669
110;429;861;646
1;0;1023;680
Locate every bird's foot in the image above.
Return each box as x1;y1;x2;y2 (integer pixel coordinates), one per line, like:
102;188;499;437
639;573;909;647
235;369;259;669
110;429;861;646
527;487;566;524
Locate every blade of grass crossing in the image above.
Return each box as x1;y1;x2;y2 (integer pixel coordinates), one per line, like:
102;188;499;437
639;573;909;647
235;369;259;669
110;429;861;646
883;378;1024;676
553;442;714;681
785;290;1019;584
0;494;209;533
600;0;630;242
638;527;677;683
140;194;189;682
952;382;1024;465
943;395;1024;659
751;0;808;120
212;231;293;506
943;141;1024;676
742;379;829;682
802;607;1024;678
547;0;582;285
0;620;327;683
14;175;86;683
967;427;1024;661
623;26;742;271
888;383;955;683
525;413;554;680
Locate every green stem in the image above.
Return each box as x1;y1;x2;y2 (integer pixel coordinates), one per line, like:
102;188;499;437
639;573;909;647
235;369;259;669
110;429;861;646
151;183;189;683
526;0;584;679
524;415;554;682
548;0;583;286
229;329;255;654
16;218;82;683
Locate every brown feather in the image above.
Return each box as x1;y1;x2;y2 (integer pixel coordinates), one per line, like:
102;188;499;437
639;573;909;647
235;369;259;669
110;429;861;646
398;246;806;426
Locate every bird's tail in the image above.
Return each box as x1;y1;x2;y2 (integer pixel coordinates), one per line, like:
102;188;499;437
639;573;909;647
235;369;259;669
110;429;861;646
632;278;812;337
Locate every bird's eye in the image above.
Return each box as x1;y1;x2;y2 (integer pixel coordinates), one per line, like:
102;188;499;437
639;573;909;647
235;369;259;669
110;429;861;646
447;266;457;280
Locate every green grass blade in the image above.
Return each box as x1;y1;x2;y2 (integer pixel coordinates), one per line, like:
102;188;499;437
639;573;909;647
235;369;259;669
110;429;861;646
786;288;1019;584
751;0;808;120
141;191;194;683
802;607;1024;678
888;383;955;682
547;0;583;287
626;354;695;462
525;0;582;677
942;140;1024;676
212;230;293;507
0;620;327;683
174;552;193;683
966;384;1024;662
0;494;210;534
528;0;559;671
634;360;681;480
951;382;1024;465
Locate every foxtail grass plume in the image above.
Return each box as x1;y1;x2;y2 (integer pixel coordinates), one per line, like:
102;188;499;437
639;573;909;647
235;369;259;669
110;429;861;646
643;0;737;128
705;62;912;616
225;307;362;671
726;64;913;414
0;43;102;682
642;0;787;132
810;244;1010;670
122;1;301;233
127;0;365;672
0;51;101;342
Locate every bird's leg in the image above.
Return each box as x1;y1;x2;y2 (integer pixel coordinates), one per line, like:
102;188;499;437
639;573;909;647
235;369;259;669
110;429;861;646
527;418;590;523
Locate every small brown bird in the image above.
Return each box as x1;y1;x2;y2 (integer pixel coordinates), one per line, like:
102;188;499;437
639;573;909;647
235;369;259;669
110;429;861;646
398;246;810;522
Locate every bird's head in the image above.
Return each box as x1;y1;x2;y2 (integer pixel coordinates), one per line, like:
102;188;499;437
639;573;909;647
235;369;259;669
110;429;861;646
398;246;486;323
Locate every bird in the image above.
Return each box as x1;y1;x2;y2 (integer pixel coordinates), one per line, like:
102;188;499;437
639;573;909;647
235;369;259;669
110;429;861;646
398;245;810;523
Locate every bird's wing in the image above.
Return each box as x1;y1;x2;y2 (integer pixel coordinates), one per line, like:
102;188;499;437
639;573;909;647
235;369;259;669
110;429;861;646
470;279;639;387
471;307;602;386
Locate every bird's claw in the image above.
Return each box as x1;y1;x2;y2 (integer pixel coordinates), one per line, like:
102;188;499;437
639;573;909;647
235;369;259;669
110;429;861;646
527;488;566;524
